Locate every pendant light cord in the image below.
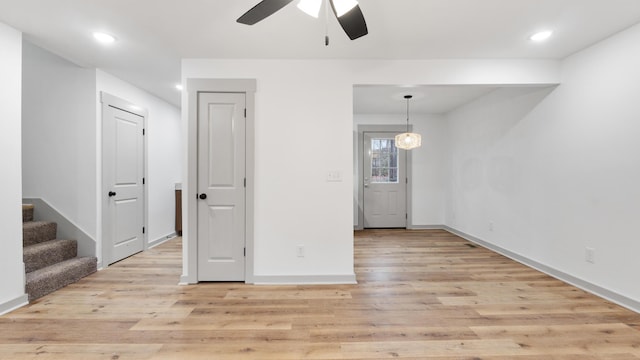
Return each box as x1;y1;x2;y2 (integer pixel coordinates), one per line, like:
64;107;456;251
406;97;410;133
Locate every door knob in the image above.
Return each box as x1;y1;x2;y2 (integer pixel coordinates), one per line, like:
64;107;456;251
199;193;207;200
364;183;369;188
108;191;116;197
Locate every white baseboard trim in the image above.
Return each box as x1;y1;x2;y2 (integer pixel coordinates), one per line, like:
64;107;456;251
355;225;447;231
252;274;357;285
408;224;446;230
179;274;197;285
0;294;29;316
443;226;640;314
149;232;177;249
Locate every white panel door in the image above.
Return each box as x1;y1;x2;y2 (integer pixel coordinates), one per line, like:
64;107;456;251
104;105;144;264
197;92;246;281
363;132;407;228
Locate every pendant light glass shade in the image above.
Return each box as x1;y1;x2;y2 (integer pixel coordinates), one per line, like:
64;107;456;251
395;95;422;150
395;132;422;150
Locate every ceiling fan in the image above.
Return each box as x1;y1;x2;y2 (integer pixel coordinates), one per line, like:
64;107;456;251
237;0;368;43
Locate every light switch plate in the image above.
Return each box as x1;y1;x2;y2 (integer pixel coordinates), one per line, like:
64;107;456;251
327;171;342;182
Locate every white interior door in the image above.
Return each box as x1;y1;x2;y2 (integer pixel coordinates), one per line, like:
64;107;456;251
103;104;145;264
197;92;246;281
363;132;407;228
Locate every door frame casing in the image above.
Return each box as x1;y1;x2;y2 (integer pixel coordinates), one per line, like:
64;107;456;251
355;124;413;230
100;92;148;266
182;79;256;284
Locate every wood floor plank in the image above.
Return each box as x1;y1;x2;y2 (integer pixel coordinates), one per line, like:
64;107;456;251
1;230;639;359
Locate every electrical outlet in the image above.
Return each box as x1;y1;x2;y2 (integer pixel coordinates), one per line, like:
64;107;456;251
297;245;305;258
585;247;595;264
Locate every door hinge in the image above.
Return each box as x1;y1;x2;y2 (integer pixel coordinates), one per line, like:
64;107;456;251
405;213;408;219
142;177;145;185
244;178;246;188
143;128;145;135
244;247;246;257
244;108;247;118
406;178;408;184
142;227;145;234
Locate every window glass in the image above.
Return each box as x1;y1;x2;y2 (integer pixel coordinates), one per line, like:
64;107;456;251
370;138;398;183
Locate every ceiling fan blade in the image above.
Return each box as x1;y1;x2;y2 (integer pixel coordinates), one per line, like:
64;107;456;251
237;0;295;25
329;0;368;40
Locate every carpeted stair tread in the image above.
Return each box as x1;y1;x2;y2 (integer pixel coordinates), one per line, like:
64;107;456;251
22;221;57;246
25;257;97;301
22;204;34;222
23;239;78;273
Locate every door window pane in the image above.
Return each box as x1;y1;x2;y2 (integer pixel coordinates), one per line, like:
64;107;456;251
370;138;399;183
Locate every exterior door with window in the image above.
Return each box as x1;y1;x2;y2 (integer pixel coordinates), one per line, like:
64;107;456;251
363;132;407;228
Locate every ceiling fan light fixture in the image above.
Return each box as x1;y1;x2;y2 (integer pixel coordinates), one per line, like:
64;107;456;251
333;0;358;17
297;0;322;18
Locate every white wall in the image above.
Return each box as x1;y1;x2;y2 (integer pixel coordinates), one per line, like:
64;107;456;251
445;22;640;309
22;40;97;242
96;70;182;256
182;58;560;283
0;22;28;313
353;114;447;227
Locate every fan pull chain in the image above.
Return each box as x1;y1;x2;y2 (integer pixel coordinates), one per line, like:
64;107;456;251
324;0;329;46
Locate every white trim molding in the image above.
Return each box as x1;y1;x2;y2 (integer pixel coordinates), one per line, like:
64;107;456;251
407;224;446;230
0;294;28;316
149;232;177;249
252;274;357;285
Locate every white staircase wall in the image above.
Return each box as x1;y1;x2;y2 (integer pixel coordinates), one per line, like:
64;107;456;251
22;40;97;244
0;21;28;314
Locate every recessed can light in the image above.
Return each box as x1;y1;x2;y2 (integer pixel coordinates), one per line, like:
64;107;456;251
93;32;116;44
530;30;553;42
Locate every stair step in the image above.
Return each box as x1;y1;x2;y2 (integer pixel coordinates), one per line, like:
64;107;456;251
22;204;34;223
25;257;97;301
24;239;78;273
22;221;57;247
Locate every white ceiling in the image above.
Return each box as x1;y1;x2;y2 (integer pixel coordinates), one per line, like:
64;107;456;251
354;85;501;114
1;0;640;108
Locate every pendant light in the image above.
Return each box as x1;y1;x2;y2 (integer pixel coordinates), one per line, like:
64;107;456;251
395;95;422;150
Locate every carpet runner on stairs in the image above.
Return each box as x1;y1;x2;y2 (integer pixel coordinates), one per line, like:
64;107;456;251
22;204;97;301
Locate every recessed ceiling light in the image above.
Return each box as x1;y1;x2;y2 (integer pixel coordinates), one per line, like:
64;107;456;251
93;32;116;44
175;84;183;91
530;30;553;42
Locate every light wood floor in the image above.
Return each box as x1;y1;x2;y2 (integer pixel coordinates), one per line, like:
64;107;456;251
1;229;640;359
